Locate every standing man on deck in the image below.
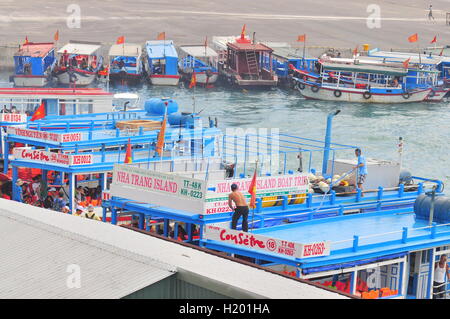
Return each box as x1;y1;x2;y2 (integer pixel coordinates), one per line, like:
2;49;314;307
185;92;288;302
228;184;249;232
354;148;368;196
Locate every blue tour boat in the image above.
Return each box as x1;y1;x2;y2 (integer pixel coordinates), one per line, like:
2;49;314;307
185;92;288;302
11;42;56;87
143;40;180;86
108;43;143;85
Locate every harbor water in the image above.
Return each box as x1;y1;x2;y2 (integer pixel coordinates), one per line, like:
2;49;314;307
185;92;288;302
106;83;449;193
0;72;448;193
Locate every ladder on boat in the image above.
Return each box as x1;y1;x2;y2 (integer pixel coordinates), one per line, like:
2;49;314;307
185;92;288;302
245;51;259;79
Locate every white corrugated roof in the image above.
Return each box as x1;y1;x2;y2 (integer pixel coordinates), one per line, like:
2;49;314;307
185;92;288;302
58;42;101;55
109;43;142;57
0;200;175;299
179;46;218;57
0;199;347;299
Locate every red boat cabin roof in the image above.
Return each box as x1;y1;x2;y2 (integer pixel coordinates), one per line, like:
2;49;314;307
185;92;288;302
227;42;273;52
16;42;55;58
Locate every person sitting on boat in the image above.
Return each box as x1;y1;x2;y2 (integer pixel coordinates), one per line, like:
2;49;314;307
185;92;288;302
73;205;85;217
71;56;78;68
118;58;125;70
85;205;101;221
80;58;88;70
433;255;450;299
61;206;71;214
1;105;10;113
90;60;97;71
354;148;368;197
154;62;162;75
228;183;249;232
10;106;18;114
389;77;399;87
23;63;31;75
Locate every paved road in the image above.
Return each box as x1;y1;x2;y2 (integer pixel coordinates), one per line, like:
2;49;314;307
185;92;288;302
0;0;449;49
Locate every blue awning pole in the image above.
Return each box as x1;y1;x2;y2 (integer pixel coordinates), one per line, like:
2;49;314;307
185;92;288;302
322;110;341;176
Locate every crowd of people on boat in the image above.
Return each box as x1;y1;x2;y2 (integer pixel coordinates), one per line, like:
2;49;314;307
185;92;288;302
58;51;97;72
0;171;103;220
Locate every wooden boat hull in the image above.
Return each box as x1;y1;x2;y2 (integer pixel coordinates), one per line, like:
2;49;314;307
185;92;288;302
181;71;218;85
13;75;49;87
149;74;180;86
297;82;431;103
56;69;97;86
424;88;450;102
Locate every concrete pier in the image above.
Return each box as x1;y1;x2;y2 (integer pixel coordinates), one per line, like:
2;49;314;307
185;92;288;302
0;0;449;69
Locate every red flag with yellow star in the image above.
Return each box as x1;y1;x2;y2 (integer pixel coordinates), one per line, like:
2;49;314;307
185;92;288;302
248;170;257;208
30;102;45;121
189;73;197;89
116;36;125;44
124;138;132;164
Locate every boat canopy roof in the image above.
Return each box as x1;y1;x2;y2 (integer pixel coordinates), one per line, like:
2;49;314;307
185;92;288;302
145;40;178;58
369;49;449;64
113;93;139;100
109;43;142;57
212;35;252;50
179;45;218;58
58;41;102;55
327;57;440;73
321;62;408;76
272;46;314;60
227;42;273;52
15;42;54;57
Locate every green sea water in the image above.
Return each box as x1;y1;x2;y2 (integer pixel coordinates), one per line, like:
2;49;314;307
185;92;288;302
121;84;450;193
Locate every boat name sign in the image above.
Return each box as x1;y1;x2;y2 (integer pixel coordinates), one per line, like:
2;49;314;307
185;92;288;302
204;225;330;259
7;127;82;143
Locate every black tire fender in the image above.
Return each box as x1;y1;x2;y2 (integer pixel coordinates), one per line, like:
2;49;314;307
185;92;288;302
334;90;342;98
311;85;320;93
363;91;372;99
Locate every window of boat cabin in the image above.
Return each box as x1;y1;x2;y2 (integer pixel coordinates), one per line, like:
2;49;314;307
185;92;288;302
58;99;76;115
151;59;166;75
356;260;402;299
78;100;93;114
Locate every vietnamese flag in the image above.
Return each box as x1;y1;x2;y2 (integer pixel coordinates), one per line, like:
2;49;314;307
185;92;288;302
157;32;166;40
353;45;358;56
124;138;132;164
54;30;59;42
431;35;437;44
155;115;167;156
403;57;411;69
24;36;29;45
297;34;306;42
241;24;246;39
116;36;125;44
189;72;197;89
248;170;257;209
408;33;418;43
30;102;45;121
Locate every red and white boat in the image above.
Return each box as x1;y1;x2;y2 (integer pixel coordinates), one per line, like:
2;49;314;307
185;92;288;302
53;41;104;86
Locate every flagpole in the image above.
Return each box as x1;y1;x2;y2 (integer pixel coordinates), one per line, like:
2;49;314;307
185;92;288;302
302;36;306;67
159;104;168;169
250;159;258;233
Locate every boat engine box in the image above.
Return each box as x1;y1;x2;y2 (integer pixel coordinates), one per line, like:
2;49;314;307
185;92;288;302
327;158;400;190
